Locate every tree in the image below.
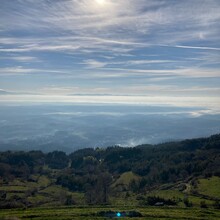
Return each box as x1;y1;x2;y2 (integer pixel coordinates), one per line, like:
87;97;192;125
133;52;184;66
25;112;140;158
85;172;112;205
46;151;68;169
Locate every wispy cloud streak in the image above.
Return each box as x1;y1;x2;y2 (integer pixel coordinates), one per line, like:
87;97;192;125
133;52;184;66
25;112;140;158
164;45;220;51
0;0;219;109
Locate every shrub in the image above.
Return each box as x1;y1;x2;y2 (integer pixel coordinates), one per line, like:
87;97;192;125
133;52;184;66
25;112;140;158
200;201;208;208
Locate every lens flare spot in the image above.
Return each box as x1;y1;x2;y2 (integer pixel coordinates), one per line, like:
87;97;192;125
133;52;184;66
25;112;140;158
117;212;121;217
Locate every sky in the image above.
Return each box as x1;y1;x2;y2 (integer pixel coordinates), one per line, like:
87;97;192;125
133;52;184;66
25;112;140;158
0;0;220;111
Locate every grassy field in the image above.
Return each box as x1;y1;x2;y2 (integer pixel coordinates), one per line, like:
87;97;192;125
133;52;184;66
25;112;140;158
0;206;220;220
112;171;140;187
197;177;220;198
1;176;219;219
1;176;220;208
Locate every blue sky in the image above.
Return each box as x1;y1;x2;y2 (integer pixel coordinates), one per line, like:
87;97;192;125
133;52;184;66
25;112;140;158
0;0;220;111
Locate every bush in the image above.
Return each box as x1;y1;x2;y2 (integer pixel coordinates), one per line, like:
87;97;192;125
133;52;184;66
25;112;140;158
213;201;220;209
200;201;208;208
183;197;193;207
146;196;177;206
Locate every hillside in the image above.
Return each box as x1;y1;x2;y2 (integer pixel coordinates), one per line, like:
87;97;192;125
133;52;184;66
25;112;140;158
0;134;220;209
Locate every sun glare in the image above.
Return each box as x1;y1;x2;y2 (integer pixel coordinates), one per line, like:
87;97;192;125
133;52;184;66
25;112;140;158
96;0;105;5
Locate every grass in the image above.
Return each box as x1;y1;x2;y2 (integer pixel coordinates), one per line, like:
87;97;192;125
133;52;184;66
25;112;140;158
112;171;140;187
27;194;52;205
37;176;51;188
0;206;219;220
40;185;66;195
147;188;214;207
148;189;184;200
1;175;219;214
71;192;85;204
110;193;138;206
0;186;27;192
197;176;220;198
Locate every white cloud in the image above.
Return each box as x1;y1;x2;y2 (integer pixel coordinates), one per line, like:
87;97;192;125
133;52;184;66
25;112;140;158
33;84;220;98
0;67;65;75
93;67;220;78
83;59;107;69
0;0;219;110
164;45;220;51
1;0;219;53
0;94;220;111
0;56;39;62
0;36;144;55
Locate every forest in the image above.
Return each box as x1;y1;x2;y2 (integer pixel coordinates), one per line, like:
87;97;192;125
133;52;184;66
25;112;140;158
0;134;220;209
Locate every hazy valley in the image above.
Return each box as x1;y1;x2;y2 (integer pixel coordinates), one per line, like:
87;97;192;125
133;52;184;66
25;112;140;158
0;104;220;152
